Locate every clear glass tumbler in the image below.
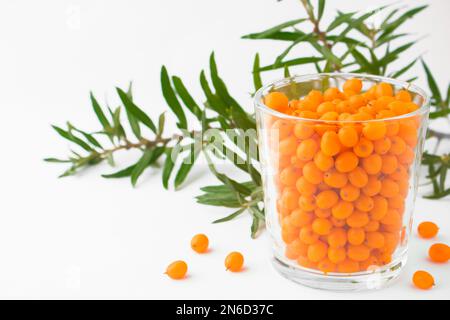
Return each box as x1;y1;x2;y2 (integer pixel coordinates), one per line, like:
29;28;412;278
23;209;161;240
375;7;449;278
254;73;430;291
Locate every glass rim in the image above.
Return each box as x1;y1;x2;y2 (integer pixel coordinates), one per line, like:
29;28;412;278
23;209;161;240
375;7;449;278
254;72;431;124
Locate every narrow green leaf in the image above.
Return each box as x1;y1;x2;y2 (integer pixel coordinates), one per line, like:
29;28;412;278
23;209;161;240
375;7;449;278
102;164;136;178
242;31;302;41
284;65;291;78
378;41;415;66
258;56;324;72
422;60;442;104
390;58;418;79
241;18;307;40
90;92;111;130
274;33;312;66
69;124;103;149
200;70;228;116
378;5;428;40
44;158;71;163
162;147;178;189
309;40;342;68
252;53;263;92
213;208;246;223
424;188;450;199
200;181;256;194
157;112;166;136
131;148;155;186
250;214;261;238
317;0;325;21
429;109;450;119
161;66;188;129
51;125;92;152
172;76;203;120
174;145;201;190
116;87;157;133
326;11;355;32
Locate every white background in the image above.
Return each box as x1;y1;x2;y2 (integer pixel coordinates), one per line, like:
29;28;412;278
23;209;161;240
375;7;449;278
0;0;449;299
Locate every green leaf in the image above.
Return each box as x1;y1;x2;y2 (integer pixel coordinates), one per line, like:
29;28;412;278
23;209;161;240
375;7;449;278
162;146;179;189
326;11;355;32
90;92;111;130
44;158;71;163
390;58;418;79
284;65;291;78
429;109;450;120
102;164;136;178
131;148;155;186
309;40;342;68
51;125;92;152
242;31;302;41
422;60;443;105
172;76;203;120
69;124;103;149
116;87;157;133
347;46;374;73
252;53;263;92
200;70;228;116
174;144;201;190
258;56;324;72
231;107;255;131
157;112;165;136
241;18;307;40
200;181;256;194
317;0;325;21
378;5;428;40
274;33;312;66
213;208;246;223
161;66;188;129
378;41;415;66
250;214;261;238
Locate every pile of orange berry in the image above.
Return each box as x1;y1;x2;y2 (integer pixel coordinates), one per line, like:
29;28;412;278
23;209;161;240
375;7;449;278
165;234;245;280
264;78;424;273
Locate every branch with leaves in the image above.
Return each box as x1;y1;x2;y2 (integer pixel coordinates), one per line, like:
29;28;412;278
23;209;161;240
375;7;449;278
47;1;450;237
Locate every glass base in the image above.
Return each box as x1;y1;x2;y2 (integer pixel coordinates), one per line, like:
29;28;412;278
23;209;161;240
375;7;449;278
272;251;407;292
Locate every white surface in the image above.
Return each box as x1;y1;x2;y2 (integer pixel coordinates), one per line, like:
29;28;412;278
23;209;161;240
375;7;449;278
0;0;449;299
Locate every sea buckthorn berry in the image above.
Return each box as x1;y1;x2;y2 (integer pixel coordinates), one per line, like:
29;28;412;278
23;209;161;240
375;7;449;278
296;177;317;196
297;110;319;119
375;82;393;98
314;208;331;218
343;78;363;93
297;256;318;269
328;247;346;264
312;218;333;236
348;95;366;109
335;151;359;173
380;209;401;227
291;156;307;169
381;155;398;175
321;131;341;156
317;101;336;114
388;195;404;210
318;258;336;273
395;89;412;102
281;187;299;210
296;138;319;161
390;165;408;181
380;178;399;198
340;184;361;202
365;220;380;232
355;194;374;212
338;126;359;147
337;259;360;273
303;162;324;185
428;243;450;263
385;121;400;137
353;137;374;158
271;120;293;140
225;252;244;272
279;166;299;186
362;175;382;197
374;137;391;155
324;170;348;188
323;87;340;101
265;92;289;112
389;101;408;115
166;260;188;280
413;271;435;290
307;241;328;262
348;228;366;245
294;123;314;139
362;154;382;175
417;221;439;239
316;190;339;209
347;211;370;228
381;232;400;254
290;209;314;228
314;151;334;172
363;122;387;141
398;146;415;165
360;256;380;271
328;228;347;248
370;196;388;220
331;216;346;227
285;239;308;259
347;244;371;262
308;90;324;106
389;136;406;155
279;136;297;156
298;195;316;211
348;167;369;188
299;226;319;244
191;234;209;253
366;232;385;249
282;224;300;244
331;200;354;219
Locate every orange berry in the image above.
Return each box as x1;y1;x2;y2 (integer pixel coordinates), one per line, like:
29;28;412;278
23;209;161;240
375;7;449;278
413;270;434;290
299;225;319;244
343;78;363;93
337;259;360;273
279;136;297;156
312;218;333;236
281;187;299;210
324;169;348;188
398;146;415;165
191;234;209;253
417;221;439;239
375;82;393;98
366;231;385;249
317;101;336;114
360;256;380;271
321;131;341;156
340;184;361;202
308;90;324;106
271;120;293;140
296;176;317;196
265;92;289;112
335;151;359;173
225;252;244;272
297;256;318;269
298;194;316;211
296;138;319;161
353;137;374;158
348;167;369;188
381;155;398;174
380;178;399;198
369;196;388;220
389;101;408;115
318;258;336;273
362;154;382;175
365;220;380;232
279;166;299;186
328;246;347;264
380;209;401;227
363;122;387;141
290;209;314;227
314;151;334;172
331;200;354;219
374;137;391;155
347;244;371;262
355;194;374;212
285;239;308;259
338;126;359;147
348;95;366;109
314;208;331;218
347;211;370;228
307;241;328;262
428;243;450;263
395;90;412;102
294;122;314;139
323;87;340;101
362;175;382;196
281;223;300;244
303;162;324;184
316;190;339;209
347;228;366;245
389;136;406;155
166;260;188;280
328;228;347;248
